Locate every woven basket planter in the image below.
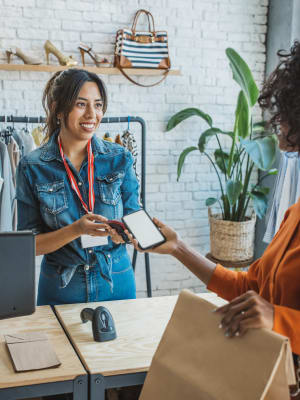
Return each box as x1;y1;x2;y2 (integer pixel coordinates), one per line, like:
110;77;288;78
208;208;256;262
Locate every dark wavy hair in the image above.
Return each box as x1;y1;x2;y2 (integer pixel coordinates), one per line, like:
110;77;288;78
258;40;300;148
42;68;108;141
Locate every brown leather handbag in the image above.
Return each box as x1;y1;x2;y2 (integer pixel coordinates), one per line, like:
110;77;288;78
114;9;171;87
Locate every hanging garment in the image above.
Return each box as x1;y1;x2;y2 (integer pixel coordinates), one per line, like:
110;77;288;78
7;137;20;187
122;129;139;180
12;129;25;158
31;126;44;146
264;152;300;243
18;128;36;155
0;141;15;231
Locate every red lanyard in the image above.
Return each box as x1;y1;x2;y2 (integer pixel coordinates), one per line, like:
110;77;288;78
58;136;95;214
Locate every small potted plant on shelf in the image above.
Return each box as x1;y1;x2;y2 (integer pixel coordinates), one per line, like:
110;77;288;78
166;48;277;263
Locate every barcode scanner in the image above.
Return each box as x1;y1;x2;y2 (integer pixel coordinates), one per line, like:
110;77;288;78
80;306;117;342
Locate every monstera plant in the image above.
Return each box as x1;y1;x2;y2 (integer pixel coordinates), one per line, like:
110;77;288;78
167;48;277;222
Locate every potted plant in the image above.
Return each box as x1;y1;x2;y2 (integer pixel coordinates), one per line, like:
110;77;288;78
166;48;277;263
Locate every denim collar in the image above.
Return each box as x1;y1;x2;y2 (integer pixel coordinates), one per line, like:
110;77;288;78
40;129;111;162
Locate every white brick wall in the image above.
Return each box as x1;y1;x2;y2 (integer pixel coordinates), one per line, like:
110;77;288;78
0;0;268;297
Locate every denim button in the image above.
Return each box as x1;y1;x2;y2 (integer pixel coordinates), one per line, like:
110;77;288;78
84;265;90;271
88;249;93;254
107;254;111;258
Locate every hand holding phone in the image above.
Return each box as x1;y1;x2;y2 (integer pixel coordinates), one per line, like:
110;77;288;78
122;209;166;250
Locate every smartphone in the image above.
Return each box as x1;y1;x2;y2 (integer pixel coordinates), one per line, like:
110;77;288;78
122;209;166;250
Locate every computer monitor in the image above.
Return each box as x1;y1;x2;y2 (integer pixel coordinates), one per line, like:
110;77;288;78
0;231;36;319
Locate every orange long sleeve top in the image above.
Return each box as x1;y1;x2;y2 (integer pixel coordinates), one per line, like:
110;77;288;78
207;199;300;355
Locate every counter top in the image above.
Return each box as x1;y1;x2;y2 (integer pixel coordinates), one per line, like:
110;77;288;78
55;292;226;377
0;306;86;389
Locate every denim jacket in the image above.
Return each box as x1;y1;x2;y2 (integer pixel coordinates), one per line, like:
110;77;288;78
16;130;140;289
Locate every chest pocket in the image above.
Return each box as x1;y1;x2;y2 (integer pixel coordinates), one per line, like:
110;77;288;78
97;172;124;205
36;180;68;215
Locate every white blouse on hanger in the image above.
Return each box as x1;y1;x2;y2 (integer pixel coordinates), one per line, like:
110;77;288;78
0;141;15;231
263;151;300;243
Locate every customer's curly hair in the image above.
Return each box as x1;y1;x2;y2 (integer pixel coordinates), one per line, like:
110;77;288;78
258;40;300;148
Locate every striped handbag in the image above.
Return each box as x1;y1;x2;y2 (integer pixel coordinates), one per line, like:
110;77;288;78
114;9;171;87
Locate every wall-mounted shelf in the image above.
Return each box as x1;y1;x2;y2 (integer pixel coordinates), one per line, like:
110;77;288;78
0;63;181;76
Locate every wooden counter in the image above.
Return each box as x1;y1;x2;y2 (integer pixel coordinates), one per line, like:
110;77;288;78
0;306;86;389
55;292;226;377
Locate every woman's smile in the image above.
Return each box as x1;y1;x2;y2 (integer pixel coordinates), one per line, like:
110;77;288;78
79;121;97;132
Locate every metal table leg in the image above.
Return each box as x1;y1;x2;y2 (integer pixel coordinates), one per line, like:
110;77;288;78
73;374;88;400
90;372;147;400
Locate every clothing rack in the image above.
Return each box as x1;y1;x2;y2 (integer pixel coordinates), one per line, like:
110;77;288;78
0;115;152;297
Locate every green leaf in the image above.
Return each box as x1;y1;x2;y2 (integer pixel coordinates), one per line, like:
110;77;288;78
236;90;250;139
267;168;278;175
226;179;243;206
233;152;240;163
198;127;221;152
166;108;213;131
177;146;198;181
224;131;234;139
241;135;277;171
252;185;270;195
226;48;259;107
198;128;233;153
250;192;268;219
206;197;218;206
214;149;229;174
253;121;267;134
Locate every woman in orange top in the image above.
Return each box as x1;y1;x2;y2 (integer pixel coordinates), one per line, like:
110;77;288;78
125;41;300;396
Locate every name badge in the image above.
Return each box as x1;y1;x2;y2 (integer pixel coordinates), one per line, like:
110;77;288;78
81;234;108;249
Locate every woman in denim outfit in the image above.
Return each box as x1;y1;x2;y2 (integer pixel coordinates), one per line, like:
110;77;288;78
16;69;140;306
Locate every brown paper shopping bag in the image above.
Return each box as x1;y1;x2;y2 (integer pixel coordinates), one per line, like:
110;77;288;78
140;290;295;400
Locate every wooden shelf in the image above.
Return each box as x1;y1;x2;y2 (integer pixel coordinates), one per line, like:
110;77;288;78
0;63;181;76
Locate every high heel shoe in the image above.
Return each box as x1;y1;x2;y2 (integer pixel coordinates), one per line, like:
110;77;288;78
78;43;109;67
6;48;42;65
44;40;78;67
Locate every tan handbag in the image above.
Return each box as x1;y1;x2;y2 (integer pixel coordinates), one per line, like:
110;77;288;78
114;9;170;87
140;290;296;400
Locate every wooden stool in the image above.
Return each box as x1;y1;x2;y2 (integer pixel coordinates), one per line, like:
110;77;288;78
206;253;253;270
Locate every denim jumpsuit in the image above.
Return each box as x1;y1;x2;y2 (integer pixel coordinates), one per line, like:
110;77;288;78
16;130;140;305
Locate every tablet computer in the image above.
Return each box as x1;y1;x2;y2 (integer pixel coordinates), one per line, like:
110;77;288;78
0;231;35;320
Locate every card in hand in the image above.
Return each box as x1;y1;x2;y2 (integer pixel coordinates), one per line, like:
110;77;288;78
106;220;131;243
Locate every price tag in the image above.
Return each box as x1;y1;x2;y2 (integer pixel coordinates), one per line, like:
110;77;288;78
81;234;108;248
